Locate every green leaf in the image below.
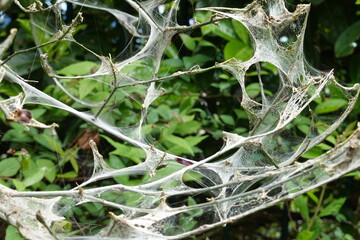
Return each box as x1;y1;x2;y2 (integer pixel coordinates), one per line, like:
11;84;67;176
182;54;212;70
234;109;248;119
318;143;333;150
147;110;159;124
326;135;337;145
194;12;212;34
57;61;98;76
294;115;312;125
16;19;31;33
297;124;310;135
121;59;155;80
344;234;355;240
335;213;347;222
79;79;99;99
245;83;261;98
157;105;173;121
301;147;323;159
30;108;47;119
13;179;26;191
198;39;217;48
174;120;202;135
262;62;278;74
234;127;248;134
165;43;179;59
0;179;6;186
344;171;360;177
64;149;79;173
23;168;44;187
109;155;129;184
0;158;20;177
220;114;235;126
57;171;78;178
52;220;72;233
36;159;57;183
179;97;197;115
232;19;250;45
83;202;105;217
307;190;319;204
297;230;314;240
123;192;143;207
224;40;253;61
179;33;196;51
2;128;33;143
160;58;183;73
211;20;238;41
294;195;310;221
185;136;208;146
167;135;207;156
335;20;360;58
166;135;194;155
211;82;232;92
315;98;348;114
319;198;346;217
310;218;321;239
101;135;146;164
143;163;183;183
34;133;64;155
180;115;195;122
5;225;24;240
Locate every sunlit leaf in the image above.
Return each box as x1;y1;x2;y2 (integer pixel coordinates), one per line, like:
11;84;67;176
0;158;20;177
301;147;323;159
293;195;310;221
166;135;194;155
36;159;57;183
224;40;253;61
57;171;78;178
5;225;24;240
315;98;348;114
245;83;261;98
220;114;235;125
179;33;196;51
23;168;44;187
232;19;250;45
319;198;346;217
57;61;98;76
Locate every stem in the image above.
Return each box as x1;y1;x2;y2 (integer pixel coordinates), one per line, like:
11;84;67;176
166;15;229;32
117;64;218;88
14;0;66;13
259;143;280;169
93;56;118;120
256;62;267;106
93;87;117;120
307;184;326;231
36;211;60;240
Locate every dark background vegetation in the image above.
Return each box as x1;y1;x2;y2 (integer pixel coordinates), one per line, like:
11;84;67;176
0;0;359;239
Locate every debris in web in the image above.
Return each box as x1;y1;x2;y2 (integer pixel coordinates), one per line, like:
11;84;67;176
0;93;59;130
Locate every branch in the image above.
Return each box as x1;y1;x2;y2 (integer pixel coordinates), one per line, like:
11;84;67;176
166;15;230;32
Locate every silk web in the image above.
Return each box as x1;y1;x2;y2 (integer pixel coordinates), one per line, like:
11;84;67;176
0;0;360;239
